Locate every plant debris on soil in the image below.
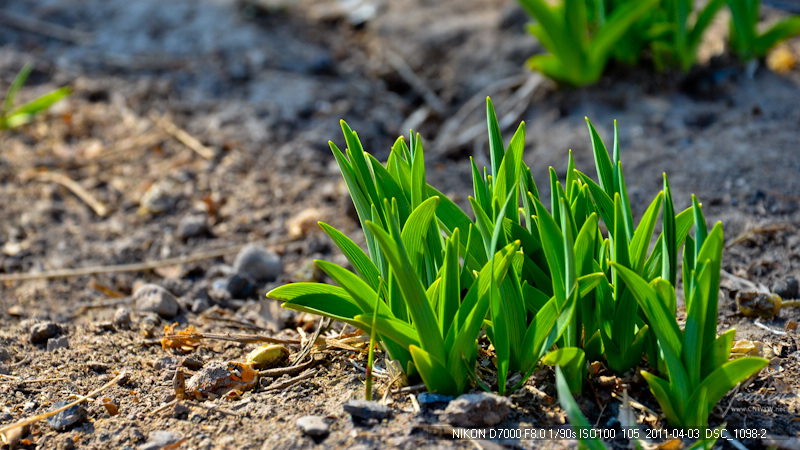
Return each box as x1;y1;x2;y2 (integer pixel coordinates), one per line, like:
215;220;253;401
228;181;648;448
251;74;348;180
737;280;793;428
1;0;799;448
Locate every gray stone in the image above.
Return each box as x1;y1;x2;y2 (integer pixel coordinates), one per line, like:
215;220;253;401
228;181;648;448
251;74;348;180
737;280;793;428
46;336;69;352
208;279;233;303
296;415;329;440
154;356;177;371
417;393;453;405
30;322;64;345
134;284;179;318
181;356;204;371
139;182;176;215
47;401;87;431
773;276;799;300
443;392;512;427
172;402;190;419
191;298;212;313
227;274;256;298
139;431;182;450
343;399;392;420
233;244;282;283
177;215;208;240
113;307;131;327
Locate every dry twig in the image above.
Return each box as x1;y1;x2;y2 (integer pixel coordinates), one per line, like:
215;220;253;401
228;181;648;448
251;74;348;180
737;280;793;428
150;399;179;416
35;171;109;217
0;377;68;384
262;368;317;391
191;401;243;417
0;10;93;44
754;319;787;335
93;132;165;162
725;223;790;249
408;394;421;414
435;74;528;150
610;391;659;419
71;298;133;318
257;356;317;378
0;240;284;282
165;332;302;346
293;317;329;366
383;48;446;116
433;74;545;156
391;383;426;395
199;313;265;331
149;112;215;160
0;371;126;444
152;399;242;418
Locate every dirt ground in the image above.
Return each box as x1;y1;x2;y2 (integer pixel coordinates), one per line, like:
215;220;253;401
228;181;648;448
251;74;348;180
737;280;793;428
0;0;799;448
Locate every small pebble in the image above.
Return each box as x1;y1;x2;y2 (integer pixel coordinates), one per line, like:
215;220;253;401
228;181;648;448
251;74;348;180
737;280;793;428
181;356;204;371
191;298;212;313
417;393;453;405
442;392;512;427
47;401;87;431
138;314;160;337
139;431;182;450
0;348;11;362
343;399;392;420
177;215;208;240
30;322;65;345
138;182;176;215
226;274;256;298
296;415;330;440
46;336;69;352
233;244;282;283
291;259;324;282
86;361;111;372
287;208;323;239
154;356;178;371
209;279;233;303
773;276;799;300
172;402;190;419
134;284;180;318
113;307;131;327
94;321;116;332
245;344;289;369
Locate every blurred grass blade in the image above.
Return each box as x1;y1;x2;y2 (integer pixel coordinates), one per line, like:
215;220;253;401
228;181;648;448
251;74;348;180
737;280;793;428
4;87;71;129
487;98;504;181
555;367;607;450
410;345;459;396
319;222;381;290
366;219;446;364
4;63;33;114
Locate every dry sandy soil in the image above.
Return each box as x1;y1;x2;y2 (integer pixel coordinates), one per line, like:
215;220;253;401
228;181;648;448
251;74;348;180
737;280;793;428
0;0;799;448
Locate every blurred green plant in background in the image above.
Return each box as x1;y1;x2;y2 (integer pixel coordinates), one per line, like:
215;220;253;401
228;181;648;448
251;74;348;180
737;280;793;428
1;63;71;130
516;0;800;85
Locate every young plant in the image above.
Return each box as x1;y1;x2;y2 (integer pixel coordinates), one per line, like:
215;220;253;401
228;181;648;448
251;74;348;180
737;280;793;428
727;0;800;61
614;199;769;429
460;100;606;395
1;63;71;130
268;119;528;396
516;0;659;86
574;120;691;373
